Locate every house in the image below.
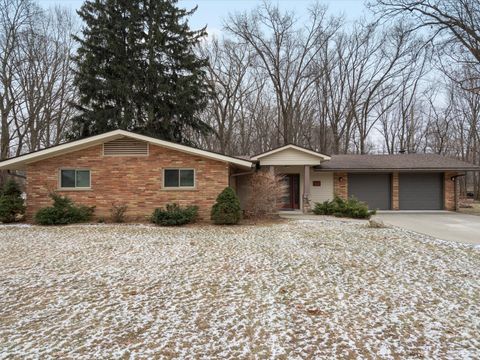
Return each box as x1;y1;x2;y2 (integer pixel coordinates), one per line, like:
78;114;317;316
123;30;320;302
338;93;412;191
0;130;478;221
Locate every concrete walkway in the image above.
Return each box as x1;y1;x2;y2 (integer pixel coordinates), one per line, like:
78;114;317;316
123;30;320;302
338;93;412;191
374;212;480;245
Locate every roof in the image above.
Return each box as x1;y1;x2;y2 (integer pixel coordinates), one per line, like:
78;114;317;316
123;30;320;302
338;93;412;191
315;154;480;172
251;144;330;161
0;130;254;170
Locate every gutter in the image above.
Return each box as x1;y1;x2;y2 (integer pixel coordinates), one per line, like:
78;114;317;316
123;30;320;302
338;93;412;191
314;168;480;172
230;169;256;177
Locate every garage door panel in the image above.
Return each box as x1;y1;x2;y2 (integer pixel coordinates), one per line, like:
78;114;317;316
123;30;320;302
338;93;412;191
348;174;391;210
399;173;443;210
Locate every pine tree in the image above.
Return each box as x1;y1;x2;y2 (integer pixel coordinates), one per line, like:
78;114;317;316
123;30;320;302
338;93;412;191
72;0;211;143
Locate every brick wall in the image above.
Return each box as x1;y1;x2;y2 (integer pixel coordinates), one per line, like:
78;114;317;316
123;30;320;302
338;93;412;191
392;172;399;210
444;172;458;211
333;172;348;200
25;144;230;222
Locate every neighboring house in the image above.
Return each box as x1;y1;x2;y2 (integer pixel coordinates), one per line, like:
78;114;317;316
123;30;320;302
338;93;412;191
0;130;478;221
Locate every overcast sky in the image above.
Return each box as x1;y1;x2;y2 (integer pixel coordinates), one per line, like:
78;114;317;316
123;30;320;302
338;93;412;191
37;0;369;35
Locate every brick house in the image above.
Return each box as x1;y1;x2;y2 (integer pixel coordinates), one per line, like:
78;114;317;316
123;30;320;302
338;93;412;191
0;130;478;222
0;130;252;221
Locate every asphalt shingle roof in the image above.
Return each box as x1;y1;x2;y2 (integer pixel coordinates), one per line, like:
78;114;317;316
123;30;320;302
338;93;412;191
316;154;480;171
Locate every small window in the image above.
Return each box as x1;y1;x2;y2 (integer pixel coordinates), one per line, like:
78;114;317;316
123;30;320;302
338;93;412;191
60;169;91;188
164;169;195;188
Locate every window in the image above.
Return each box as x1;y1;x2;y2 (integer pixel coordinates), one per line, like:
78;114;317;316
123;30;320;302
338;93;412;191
60;169;91;189
164;169;195;188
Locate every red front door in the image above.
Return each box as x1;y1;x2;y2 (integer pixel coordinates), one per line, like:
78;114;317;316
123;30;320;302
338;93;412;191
281;174;300;209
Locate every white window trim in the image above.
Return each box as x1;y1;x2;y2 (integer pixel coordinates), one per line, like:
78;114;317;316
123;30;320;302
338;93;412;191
162;168;196;190
58;168;92;190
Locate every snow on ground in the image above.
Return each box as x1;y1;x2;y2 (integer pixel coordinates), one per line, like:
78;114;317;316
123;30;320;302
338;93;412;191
0;220;479;359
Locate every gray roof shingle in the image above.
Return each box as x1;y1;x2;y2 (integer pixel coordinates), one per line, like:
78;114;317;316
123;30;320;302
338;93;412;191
315;154;480;171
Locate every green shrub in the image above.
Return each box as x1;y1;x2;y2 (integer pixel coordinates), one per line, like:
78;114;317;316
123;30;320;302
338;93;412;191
211;187;242;225
0;180;25;223
151;203;198;226
35;193;95;225
313;196;376;219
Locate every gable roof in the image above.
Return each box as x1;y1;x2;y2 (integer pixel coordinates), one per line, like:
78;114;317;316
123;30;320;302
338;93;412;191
0;130;254;170
316;154;480;172
251;144;330;161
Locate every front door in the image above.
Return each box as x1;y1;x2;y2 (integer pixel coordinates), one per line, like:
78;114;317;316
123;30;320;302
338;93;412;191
281;174;300;209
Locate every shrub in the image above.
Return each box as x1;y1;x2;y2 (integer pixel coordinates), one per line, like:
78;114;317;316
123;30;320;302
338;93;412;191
110;202;128;223
0;180;25;223
35;193;95;225
151;203;198;226
244;171;288;218
313;196;376;219
211;187;242;225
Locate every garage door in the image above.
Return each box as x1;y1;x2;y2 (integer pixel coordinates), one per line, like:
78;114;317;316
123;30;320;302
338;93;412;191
348;174;391;210
399;173;443;210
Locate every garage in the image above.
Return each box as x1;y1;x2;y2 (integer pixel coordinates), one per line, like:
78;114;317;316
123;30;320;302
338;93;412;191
399;173;443;210
348;173;391;210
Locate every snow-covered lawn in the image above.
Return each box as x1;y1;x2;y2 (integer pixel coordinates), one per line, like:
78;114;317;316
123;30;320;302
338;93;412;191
0;220;479;359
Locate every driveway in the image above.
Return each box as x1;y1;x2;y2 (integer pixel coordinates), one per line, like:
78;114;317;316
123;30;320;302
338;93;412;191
374;212;480;245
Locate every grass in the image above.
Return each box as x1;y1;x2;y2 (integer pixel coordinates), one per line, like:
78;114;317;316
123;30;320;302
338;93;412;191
0;221;479;358
459;200;480;216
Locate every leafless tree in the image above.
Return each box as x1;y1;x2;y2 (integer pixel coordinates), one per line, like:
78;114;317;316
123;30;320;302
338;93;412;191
199;37;256;154
0;0;76;171
372;0;480;93
226;2;340;145
0;0;37;160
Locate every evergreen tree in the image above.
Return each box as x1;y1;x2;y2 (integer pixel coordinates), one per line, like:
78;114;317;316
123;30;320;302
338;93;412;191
0;180;25;223
72;0;211;143
211;187;242;225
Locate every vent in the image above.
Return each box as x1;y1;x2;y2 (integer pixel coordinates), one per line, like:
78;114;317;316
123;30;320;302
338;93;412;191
103;138;149;156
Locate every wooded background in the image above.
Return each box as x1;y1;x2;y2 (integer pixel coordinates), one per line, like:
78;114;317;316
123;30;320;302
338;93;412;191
0;0;479;195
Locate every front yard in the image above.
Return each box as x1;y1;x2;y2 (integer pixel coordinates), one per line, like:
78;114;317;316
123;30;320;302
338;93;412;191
0;220;479;359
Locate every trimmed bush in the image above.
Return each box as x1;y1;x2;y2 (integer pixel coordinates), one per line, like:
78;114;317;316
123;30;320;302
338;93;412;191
313;196;376;219
151;203;198;226
35;193;95;225
211;187;241;225
0;180;25;223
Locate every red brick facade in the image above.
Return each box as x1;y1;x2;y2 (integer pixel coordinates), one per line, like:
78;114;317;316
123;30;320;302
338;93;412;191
333;172;348;200
444;172;458;211
25;144;230;222
391;172;399;210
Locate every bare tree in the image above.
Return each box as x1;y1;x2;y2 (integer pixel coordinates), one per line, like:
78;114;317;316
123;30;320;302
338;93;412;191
199;37;256;154
373;0;480;93
0;0;76;172
0;0;37;161
226;2;340;145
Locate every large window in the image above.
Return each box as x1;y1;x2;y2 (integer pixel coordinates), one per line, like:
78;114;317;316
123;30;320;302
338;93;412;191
60;169;91;189
163;169;195;188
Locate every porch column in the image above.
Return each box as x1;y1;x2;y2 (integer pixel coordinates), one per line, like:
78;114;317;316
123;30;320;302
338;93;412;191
303;165;311;213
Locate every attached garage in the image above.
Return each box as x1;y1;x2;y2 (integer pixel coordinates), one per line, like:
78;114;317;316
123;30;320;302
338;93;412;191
348;173;391;210
399;173;443;210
